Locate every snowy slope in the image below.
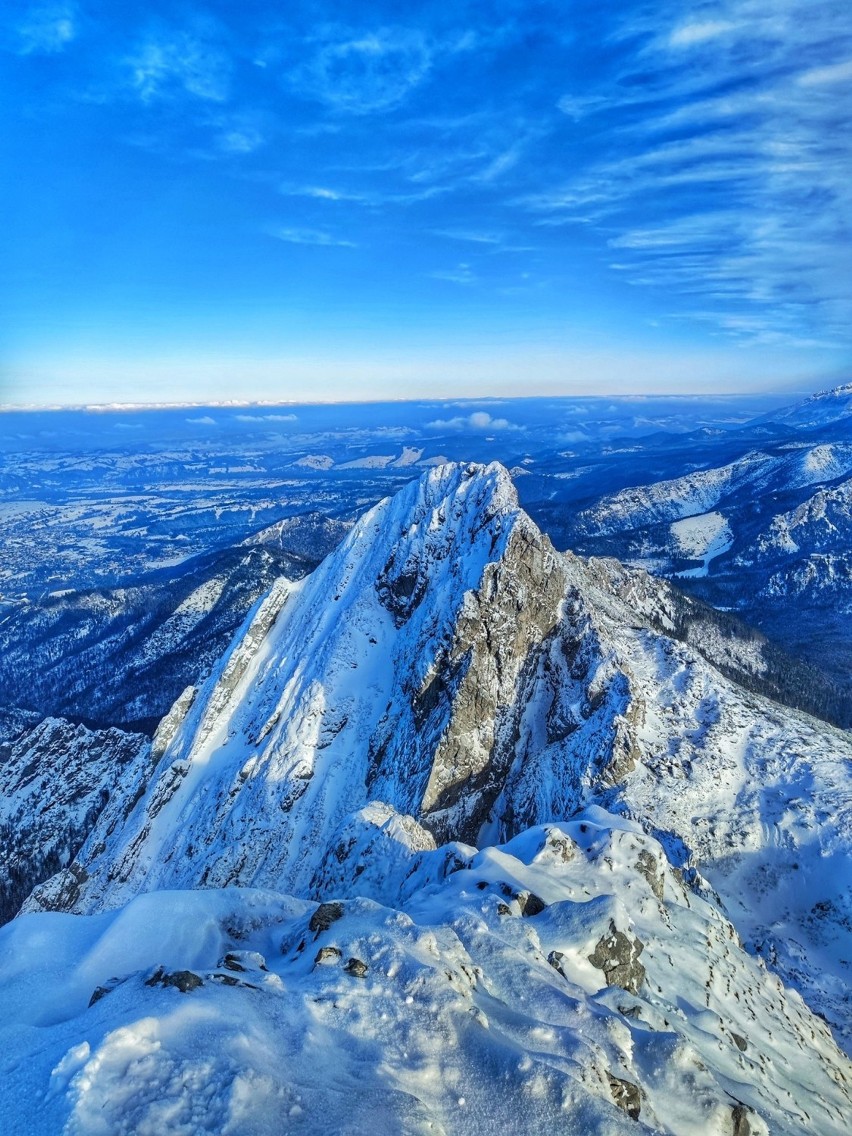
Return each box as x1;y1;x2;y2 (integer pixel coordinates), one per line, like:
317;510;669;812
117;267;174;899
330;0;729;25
4;810;852;1134
575;444;852;537
24;463;852;1058
0;715;150;924
740;478;852;563
768;382;852;429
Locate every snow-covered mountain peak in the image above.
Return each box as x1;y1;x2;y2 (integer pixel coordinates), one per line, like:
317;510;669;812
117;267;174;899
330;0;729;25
770;382;852;428
33;461;568;910
24;462;852;1056
808;381;852;400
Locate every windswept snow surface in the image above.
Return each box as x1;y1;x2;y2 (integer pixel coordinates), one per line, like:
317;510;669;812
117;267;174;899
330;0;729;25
9;461;852;1132
3;813;852;1135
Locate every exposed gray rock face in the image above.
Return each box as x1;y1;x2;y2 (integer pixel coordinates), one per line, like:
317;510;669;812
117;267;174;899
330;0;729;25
732;1102;756;1135
635;848;665;902
0;714;150;924
145;967;204;994
19;463;852;1051
151;685;196;761
607;1072;641;1120
588;921;646;994
310;902;344;936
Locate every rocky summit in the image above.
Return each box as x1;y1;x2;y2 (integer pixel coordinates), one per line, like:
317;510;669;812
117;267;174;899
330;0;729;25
3;462;852;1135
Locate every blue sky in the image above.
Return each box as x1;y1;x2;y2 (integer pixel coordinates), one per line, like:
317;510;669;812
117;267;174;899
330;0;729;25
2;0;850;405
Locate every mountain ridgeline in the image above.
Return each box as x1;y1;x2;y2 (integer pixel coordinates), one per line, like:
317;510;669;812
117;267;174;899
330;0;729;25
20;461;843;912
19;465;852;1027
4;461;852;1134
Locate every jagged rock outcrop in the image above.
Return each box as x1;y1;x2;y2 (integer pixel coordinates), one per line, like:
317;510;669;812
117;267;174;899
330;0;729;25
23;464;852;1053
0;714;150;924
28;464;626;909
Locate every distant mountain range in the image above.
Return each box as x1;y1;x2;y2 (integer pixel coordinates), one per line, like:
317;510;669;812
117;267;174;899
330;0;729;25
2;390;851;1132
562;384;852;691
2;460;851;1133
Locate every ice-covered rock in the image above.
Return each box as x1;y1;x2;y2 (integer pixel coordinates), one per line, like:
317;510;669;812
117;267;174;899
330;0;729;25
3;811;851;1135
23;463;852;1053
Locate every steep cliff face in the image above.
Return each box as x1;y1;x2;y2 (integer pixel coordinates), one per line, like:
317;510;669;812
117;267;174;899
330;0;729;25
24;464;852;1050
29;465;622;908
0;714;150;924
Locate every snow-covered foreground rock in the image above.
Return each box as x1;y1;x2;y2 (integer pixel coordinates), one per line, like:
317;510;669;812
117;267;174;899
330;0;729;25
24;463;852;1048
7;461;852;1130
3;811;851;1135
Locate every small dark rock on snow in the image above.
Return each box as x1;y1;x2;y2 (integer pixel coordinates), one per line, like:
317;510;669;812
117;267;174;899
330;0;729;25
145;967;204;993
310;901;344;936
607;1072;641;1120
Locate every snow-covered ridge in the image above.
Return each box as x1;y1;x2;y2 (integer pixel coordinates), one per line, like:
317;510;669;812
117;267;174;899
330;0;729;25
20;462;852;1055
771;382;852;428
575;444;852;537
5;810;852;1134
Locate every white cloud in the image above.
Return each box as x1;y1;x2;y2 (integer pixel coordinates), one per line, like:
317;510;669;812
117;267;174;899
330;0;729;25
426;410;515;431
217;128;265;154
186;415;216;425
267;226;357;248
16;3;76;54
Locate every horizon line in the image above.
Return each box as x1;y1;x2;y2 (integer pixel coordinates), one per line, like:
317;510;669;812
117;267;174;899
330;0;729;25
0;389;821;413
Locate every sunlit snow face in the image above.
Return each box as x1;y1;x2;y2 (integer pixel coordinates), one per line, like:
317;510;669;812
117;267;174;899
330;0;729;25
3;811;850;1134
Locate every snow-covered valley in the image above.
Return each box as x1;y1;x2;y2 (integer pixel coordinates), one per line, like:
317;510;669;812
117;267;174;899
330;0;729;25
2;390;852;1134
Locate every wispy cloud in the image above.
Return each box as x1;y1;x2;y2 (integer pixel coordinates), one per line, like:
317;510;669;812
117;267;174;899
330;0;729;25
299;27;432;114
235;413;297;422
433;227;506;243
430;262;477;286
667;20;738;48
14;2;76;54
267;226;358;248
556;94;610;121
529;0;852;345
278;181;447;208
127;32;231;103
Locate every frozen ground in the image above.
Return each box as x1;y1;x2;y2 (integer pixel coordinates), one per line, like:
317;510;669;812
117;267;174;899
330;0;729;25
3;812;850;1135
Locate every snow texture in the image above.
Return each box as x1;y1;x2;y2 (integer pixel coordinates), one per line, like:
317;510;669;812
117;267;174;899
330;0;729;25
3;812;851;1135
7;461;852;1133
